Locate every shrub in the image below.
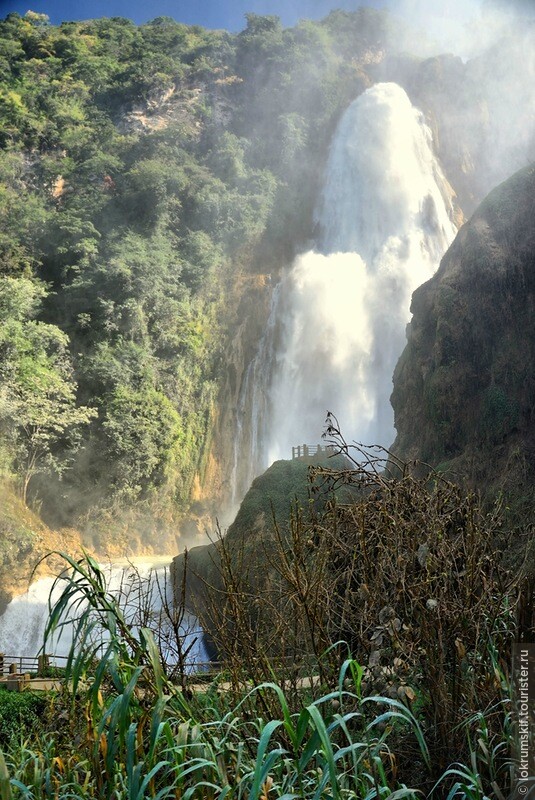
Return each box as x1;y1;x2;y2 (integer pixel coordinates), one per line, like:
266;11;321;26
0;688;46;748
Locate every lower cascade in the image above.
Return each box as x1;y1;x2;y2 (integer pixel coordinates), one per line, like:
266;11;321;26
0;557;209;671
231;82;457;506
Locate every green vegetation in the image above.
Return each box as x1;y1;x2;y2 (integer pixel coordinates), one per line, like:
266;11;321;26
481;384;519;443
0;8;392;544
0;276;96;503
0;447;524;799
226;454;350;534
0;688;46;749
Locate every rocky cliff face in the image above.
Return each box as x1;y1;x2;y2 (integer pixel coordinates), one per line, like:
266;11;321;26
0;480;87;613
189;270;274;527
391;163;535;508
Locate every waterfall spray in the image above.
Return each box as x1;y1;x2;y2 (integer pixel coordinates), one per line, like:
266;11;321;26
231;82;457;509
0;558;209;668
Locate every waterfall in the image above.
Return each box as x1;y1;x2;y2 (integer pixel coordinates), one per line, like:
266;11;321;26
0;557;209;670
231;83;457;506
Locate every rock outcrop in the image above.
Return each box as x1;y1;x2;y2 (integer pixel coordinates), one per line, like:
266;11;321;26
391;163;535;510
173;453;349;638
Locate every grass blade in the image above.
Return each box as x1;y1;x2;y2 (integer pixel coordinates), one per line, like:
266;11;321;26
0;750;11;800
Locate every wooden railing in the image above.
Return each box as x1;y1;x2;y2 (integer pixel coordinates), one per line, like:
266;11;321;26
0;653;320;688
0;653;215;677
292;444;336;460
0;653;70;676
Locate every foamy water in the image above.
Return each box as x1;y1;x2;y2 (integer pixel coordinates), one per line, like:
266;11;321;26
231;83;457;504
0;558;209;669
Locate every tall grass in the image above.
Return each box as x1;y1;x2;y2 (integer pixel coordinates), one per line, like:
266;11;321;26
0;546;521;799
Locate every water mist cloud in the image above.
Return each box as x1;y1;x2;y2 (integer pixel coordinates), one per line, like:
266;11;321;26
390;0;534;58
385;0;535;206
236;84;456;487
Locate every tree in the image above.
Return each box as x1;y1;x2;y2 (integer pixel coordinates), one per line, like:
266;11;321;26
0;151;49;272
101;384;182;499
0;277;96;502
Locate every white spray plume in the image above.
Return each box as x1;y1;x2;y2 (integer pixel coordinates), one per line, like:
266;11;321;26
265;84;456;458
385;0;535;201
231;83;456;504
390;0;534;58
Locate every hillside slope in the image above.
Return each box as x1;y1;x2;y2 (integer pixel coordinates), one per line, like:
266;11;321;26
0;479;87;612
172;453;350;639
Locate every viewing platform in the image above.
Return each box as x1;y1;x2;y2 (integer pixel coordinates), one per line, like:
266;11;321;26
0;653;69;692
291;444;336;460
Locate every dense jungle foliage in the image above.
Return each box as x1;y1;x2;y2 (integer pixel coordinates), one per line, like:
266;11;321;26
0;8;393;543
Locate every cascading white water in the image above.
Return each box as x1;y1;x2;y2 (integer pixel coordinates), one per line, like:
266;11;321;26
0;557;209;669
231;83;457;505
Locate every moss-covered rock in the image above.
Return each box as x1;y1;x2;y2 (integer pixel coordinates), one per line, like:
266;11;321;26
172;453;348;636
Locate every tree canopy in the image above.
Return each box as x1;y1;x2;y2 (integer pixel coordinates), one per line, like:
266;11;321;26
0;7;391;540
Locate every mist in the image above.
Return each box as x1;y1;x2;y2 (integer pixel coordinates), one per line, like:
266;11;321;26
226;0;535;509
229;82;457;506
385;0;535;194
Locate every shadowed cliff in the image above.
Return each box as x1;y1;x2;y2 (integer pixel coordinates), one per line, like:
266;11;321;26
391;162;535;513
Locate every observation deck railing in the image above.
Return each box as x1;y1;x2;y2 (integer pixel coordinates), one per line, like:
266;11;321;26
0;653;69;677
0;653;320;689
291;444;336;460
